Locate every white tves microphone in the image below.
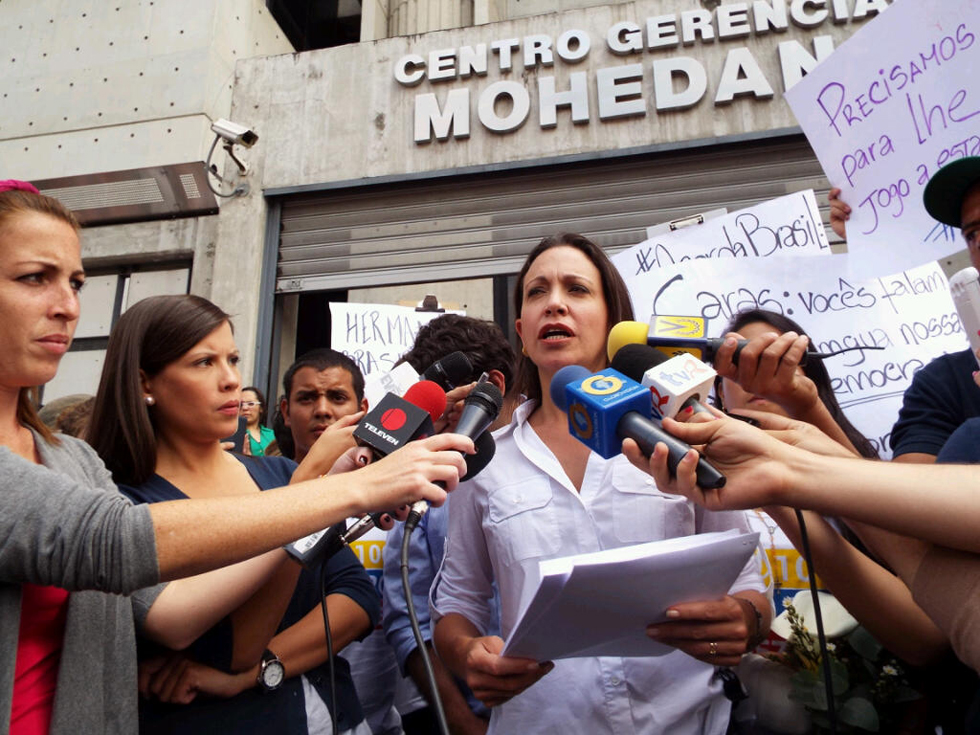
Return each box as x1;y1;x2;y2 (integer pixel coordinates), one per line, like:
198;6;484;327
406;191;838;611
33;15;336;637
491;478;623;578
611;343;716;419
950;266;980;369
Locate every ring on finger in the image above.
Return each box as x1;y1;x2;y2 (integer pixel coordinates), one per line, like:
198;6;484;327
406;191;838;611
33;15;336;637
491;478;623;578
708;641;718;656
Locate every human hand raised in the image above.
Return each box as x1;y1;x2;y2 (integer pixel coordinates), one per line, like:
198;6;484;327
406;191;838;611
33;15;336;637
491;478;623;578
727;409;858;459
828;187;850;241
350;432;473;514
713;331;818;418
622;415;796;511
292;412;362;482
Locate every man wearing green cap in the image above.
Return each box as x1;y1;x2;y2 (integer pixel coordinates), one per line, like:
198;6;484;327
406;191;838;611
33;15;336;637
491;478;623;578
889;157;980;463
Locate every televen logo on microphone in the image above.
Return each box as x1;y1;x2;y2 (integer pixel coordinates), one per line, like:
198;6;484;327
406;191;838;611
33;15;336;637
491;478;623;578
380;408;407;431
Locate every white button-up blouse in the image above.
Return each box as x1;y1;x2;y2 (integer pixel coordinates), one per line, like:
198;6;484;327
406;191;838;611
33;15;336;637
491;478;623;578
431;399;766;735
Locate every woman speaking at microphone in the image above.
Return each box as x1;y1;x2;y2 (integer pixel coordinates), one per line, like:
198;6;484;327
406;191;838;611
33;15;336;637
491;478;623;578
432;233;770;734
0;182;468;734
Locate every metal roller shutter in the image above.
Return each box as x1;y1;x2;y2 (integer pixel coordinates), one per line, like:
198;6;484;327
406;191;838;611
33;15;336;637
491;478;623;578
275;133;830;293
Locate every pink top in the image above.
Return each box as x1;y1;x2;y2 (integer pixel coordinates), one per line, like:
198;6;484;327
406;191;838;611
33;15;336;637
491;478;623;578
12;584;70;734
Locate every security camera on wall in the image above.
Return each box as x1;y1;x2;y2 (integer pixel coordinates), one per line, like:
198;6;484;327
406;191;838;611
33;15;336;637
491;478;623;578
206;119;259;198
211;118;259;148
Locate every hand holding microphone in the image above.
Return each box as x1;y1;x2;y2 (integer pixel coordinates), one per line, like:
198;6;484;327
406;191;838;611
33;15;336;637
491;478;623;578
406;380;503;530
607;317;884;367
711;328;820;417
286;382;471;568
550;365;725;489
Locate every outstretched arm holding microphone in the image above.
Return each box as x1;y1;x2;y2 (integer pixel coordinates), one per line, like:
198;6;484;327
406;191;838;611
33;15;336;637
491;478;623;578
624;414;980;555
622;413;980;671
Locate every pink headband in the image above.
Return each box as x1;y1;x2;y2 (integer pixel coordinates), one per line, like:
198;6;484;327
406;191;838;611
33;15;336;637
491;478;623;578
0;180;40;195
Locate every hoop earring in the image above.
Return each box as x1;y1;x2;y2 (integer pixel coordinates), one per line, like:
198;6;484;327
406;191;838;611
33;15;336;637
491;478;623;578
521;344;527;356
145;395;155;406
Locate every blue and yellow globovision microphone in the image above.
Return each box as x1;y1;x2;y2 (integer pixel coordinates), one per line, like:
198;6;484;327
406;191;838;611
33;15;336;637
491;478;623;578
550;364;726;488
550;365;650;458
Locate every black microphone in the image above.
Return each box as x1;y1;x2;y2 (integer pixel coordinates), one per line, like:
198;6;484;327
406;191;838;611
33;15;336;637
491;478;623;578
406;381;503;530
550;365;725;489
462;431;496;481
353;382;444;459
287;383;446;568
421;351;473;390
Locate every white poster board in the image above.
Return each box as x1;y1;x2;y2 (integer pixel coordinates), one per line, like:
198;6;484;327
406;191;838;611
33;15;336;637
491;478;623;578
784;0;976;276
616;254;968;458
330;302;463;377
613;190;831;279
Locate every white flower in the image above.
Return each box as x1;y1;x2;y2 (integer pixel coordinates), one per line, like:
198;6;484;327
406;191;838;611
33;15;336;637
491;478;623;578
882;665;899;676
771;590;859;641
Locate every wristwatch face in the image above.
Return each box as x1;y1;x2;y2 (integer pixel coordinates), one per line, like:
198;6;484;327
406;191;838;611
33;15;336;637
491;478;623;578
260;658;285;690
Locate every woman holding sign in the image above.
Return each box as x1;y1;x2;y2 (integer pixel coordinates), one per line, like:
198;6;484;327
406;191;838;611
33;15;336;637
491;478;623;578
432;233;769;734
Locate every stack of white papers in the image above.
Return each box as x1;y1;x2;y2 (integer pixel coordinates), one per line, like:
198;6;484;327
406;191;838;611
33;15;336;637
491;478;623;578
502;530;759;660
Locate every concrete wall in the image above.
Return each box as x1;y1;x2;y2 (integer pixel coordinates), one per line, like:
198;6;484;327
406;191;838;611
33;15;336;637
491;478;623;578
0;0;292;323
1;0;292;180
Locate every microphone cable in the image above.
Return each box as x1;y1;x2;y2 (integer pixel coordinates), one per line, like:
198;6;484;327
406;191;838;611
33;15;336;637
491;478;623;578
794;509;838;734
395;379;503;735
318;559;340;735
400;517;452;735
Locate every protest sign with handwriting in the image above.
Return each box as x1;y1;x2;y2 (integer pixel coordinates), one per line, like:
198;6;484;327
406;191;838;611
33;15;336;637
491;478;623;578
617;254;967;458
612;190;830;278
784;0;976;276
330;302;463;376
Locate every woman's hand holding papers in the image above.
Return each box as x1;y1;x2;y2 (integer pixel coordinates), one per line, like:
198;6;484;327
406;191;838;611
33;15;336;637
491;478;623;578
646;592;769;667
460;635;554;708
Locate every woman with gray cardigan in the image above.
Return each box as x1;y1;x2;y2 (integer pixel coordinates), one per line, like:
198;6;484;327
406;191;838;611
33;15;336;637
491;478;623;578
0;182;470;733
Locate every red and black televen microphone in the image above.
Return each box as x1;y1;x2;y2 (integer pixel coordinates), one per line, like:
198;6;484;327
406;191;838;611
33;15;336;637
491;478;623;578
353;380;445;459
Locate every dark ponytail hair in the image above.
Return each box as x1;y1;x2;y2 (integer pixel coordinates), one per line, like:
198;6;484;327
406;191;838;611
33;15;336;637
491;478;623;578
90;295;232;485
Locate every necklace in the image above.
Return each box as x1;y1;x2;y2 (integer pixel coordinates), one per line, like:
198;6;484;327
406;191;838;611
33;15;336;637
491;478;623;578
752;509;778;548
751;509;782;591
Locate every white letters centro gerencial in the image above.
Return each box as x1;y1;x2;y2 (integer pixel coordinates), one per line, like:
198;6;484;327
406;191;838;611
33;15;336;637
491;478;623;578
640;354;716;419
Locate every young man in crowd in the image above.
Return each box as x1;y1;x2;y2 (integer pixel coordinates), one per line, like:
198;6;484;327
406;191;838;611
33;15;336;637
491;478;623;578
276;348;367;463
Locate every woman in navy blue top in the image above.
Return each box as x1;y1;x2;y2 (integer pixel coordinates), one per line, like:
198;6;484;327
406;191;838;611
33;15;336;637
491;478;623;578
91;294;379;735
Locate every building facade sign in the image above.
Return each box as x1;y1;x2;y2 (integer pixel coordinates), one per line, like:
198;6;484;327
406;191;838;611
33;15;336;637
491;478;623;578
395;0;891;143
